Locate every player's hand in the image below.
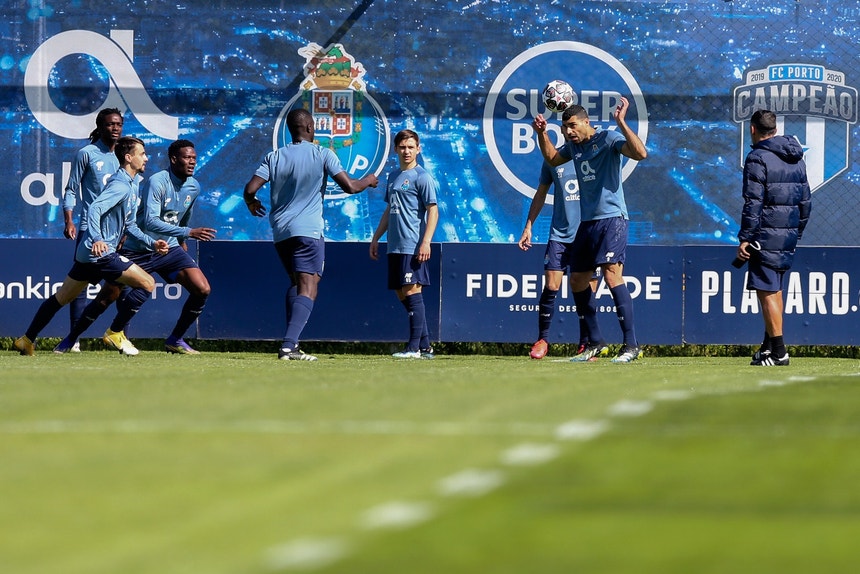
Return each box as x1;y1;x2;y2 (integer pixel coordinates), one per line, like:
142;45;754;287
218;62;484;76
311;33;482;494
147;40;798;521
369;240;379;261
91;240;108;257
190;227;217;241
64;222;77;240
245;198;266;217
518;229;532;251
737;241;751;262
363;174;379;188
532;114;548;133
153;239;169;255
417;241;431;262
613;96;630;122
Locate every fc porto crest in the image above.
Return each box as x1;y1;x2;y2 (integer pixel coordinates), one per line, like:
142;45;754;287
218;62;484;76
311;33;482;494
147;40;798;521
733;63;858;192
274;43;390;199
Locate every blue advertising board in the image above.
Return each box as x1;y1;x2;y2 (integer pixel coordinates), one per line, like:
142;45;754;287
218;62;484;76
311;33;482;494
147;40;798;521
0;239;190;339
0;241;857;346
683;245;860;345
438;244;683;344
198;240;441;342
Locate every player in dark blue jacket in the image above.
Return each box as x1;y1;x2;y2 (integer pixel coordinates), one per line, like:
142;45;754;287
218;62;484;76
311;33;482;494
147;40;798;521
736;109;812;366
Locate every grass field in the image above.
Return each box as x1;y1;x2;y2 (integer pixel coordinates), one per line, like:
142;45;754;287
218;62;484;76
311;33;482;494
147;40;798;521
1;349;859;573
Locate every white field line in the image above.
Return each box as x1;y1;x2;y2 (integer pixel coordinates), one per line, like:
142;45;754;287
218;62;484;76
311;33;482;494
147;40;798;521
0;419;557;437
359;501;436;530
263;537;349;571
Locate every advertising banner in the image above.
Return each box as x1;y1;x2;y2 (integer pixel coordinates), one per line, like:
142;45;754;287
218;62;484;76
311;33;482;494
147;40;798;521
439;244;683;344
684;245;860;345
1;241;856;346
2;1;857;248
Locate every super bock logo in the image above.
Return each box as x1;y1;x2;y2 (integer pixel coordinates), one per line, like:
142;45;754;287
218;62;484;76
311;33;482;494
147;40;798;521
483;41;648;204
733;63;858;192
274;43;390;199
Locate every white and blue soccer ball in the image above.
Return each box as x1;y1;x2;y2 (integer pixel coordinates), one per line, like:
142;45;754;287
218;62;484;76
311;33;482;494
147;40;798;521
542;80;575;113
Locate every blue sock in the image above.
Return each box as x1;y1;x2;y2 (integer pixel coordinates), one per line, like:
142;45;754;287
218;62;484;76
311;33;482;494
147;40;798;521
169;294;207;341
69;290;87;330
610;284;637;347
573;288;604;345
537;288;557;341
25;294;64;341
404;293;426;352
110;287;151;333
285;285;298;325
282;295;313;350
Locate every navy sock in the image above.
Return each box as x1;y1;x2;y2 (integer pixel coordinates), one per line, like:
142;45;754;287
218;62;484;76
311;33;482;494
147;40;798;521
771;335;786;357
610;284;637;347
282;295;313;350
579;315;590;346
170;294;207;340
25;294;64;341
285;285;298;325
404;293;426;352
537;288;558;341
759;331;772;354
573;288;603;345
68;296;112;341
110;287;151;333
69;290;87;330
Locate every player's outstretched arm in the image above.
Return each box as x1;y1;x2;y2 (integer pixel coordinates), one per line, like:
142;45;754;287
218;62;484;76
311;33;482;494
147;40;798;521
614;97;647;161
531;114;564;166
333;171;379;195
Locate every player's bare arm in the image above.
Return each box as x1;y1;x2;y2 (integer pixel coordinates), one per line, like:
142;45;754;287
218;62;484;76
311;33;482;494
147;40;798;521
614;97;647;161
334;171;379;195
63;209;77;240
242;175;267;217
189;227;217;241
531;114;564;167
418;204;439;263
520;182;550;251
369;205;390;261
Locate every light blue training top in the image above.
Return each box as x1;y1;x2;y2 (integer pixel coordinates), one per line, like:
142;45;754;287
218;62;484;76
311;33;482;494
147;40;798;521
62;140;120;232
253;141;345;243
76;168;154;263
539;154;581;243
123;169;201;252
383;165;438;255
558;128;629;222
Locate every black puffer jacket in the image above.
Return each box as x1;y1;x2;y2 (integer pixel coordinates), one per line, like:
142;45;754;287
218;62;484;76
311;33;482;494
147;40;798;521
739;135;812;270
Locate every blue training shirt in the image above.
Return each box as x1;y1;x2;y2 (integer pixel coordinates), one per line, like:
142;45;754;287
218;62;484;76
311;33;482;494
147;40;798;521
77;169;154;263
384;165;438;255
123;169;201;252
62;140;120;232
253;141;345;242
559;128;628;221
539;156;581;243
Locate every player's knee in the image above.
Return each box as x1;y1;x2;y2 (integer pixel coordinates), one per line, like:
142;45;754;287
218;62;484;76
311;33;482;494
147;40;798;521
140;275;156;292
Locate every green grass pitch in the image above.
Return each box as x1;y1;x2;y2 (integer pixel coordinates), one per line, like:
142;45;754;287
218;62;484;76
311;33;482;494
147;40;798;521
1;350;859;573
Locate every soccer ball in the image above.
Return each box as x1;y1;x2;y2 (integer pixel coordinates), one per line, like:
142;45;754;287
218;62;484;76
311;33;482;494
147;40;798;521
542;80;574;113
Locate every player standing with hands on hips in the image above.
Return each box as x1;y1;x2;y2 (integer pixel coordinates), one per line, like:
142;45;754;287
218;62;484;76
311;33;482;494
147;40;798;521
243;108;378;361
736;109;811;366
370;129;439;359
532;95;647;363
